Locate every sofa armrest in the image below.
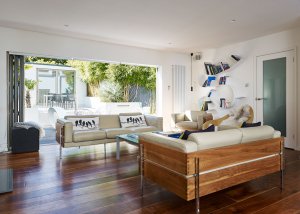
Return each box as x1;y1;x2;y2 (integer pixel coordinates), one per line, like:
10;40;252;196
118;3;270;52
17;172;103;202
145;115;163;131
56;118;73;144
196;115;204;129
171;113;185;128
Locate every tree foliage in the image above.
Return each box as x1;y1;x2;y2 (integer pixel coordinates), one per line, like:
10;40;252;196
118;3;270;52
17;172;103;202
67;60;109;96
26;57;68;65
107;64;156;102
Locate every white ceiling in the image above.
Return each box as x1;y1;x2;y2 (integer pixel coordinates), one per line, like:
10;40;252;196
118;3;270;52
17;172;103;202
0;0;299;53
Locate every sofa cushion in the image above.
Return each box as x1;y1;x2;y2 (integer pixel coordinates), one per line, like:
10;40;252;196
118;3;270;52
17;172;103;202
139;133;198;153
176;121;198;130
73;130;106;142
129;126;158;133
239;125;275;143
188;129;242;150
119;115;147;128
99;115;121;129
103;128;133;139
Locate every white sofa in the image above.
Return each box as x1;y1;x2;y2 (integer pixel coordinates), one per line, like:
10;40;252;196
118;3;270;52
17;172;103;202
56;112;163;158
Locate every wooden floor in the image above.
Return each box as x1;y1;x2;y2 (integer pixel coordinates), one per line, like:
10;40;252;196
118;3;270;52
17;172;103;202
1;143;300;214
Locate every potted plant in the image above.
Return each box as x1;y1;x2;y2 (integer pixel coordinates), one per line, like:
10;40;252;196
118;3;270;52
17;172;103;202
25;79;38;108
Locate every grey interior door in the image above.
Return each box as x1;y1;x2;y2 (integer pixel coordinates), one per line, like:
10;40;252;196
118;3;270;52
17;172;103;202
256;50;296;149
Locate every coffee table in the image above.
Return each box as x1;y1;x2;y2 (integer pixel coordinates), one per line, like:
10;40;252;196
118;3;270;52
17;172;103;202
0;168;13;194
116;133;139;160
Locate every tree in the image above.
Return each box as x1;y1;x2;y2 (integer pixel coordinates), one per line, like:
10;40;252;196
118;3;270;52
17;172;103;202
67;60;109;96
26;56;68;65
105;64;156;113
24;79;38;108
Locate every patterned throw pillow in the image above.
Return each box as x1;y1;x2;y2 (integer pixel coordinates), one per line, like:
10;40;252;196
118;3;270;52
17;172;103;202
119;115;147;128
68;117;99;131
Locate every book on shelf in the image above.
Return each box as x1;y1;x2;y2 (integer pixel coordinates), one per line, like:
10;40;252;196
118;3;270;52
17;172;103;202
201;101;212;111
221;62;230;71
231;55;240;61
219;76;227;85
208;91;212;97
202;76;216;87
204;63;212;75
220;98;225;108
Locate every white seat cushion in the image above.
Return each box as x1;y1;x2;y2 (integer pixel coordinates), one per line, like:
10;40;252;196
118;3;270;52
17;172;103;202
103;128;133;139
188;129;242;150
239;125;275;143
73;130;106;142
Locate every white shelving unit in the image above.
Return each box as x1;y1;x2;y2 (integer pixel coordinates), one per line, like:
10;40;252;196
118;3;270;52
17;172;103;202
200;57;245;116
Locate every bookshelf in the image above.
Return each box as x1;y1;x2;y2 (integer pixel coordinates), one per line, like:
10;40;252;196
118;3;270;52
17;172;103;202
201;56;245;113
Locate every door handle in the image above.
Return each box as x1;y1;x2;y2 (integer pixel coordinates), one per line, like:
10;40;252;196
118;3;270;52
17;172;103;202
255;97;266;101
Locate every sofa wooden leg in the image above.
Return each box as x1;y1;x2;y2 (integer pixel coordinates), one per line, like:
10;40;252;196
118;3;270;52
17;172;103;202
140;143;144;196
194;157;200;214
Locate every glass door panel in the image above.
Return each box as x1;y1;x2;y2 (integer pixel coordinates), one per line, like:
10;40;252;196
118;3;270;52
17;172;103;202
263;57;286;136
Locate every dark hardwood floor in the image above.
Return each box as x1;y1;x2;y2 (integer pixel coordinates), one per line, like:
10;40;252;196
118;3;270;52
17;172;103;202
0;143;300;214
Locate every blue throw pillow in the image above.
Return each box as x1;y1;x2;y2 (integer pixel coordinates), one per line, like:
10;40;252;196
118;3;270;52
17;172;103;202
241;122;261;128
180;125;215;140
168;133;182;139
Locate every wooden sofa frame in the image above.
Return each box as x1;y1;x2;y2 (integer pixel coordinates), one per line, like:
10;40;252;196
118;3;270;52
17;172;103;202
140;137;284;213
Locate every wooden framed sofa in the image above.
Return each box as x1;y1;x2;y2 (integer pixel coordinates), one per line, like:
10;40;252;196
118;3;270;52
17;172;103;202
139;126;283;213
56;113;163;159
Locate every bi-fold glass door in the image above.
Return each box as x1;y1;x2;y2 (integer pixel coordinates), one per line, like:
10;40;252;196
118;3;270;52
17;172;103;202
7;54;25;150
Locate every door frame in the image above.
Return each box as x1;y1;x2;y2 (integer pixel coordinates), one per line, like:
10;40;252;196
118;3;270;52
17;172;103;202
254;48;297;149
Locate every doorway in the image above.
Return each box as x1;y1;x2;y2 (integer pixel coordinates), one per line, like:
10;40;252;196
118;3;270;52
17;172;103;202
256;49;296;149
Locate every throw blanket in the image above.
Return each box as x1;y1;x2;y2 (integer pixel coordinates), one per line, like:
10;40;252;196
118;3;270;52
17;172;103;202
14;121;45;138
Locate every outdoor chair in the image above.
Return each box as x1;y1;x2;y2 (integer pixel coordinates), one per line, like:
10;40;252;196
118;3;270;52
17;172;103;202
51;94;63;107
63;94;76;109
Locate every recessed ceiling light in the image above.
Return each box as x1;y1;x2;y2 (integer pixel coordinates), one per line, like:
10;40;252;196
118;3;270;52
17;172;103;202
231;19;236;23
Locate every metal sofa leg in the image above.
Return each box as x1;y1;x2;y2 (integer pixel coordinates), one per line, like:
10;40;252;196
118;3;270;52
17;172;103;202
140;143;144;196
59;143;62;159
194;157;200;214
59;127;63;159
280;145;284;191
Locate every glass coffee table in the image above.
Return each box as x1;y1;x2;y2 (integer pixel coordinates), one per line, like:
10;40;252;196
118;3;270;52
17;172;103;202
0;168;13;194
116;133;139;160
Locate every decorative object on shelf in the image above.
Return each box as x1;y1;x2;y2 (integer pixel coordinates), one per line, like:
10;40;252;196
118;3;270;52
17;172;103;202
211;85;234;109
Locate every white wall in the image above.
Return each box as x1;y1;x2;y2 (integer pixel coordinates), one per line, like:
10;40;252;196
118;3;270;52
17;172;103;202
0;26;189;152
194;27;300;149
